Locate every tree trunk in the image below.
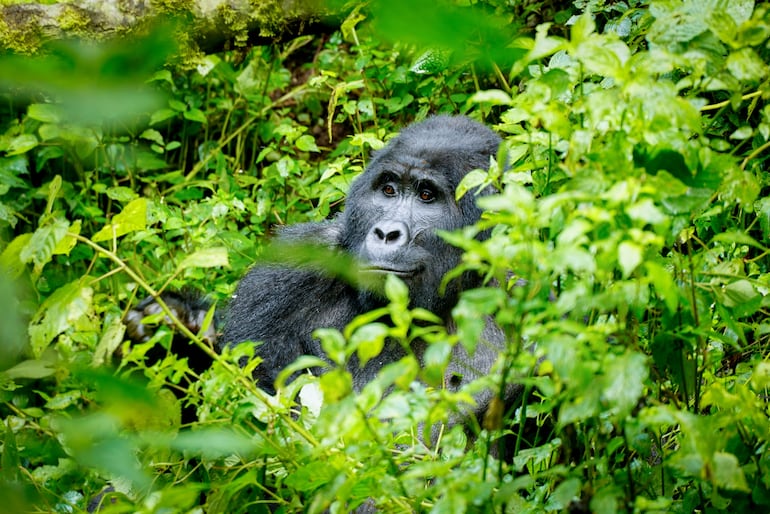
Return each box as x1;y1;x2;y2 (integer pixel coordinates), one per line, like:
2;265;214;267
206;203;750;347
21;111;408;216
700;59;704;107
0;0;349;55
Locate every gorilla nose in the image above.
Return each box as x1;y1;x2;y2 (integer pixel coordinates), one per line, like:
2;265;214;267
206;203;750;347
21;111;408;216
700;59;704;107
370;220;409;247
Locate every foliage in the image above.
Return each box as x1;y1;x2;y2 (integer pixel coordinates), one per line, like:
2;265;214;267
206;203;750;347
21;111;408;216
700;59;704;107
2;0;770;512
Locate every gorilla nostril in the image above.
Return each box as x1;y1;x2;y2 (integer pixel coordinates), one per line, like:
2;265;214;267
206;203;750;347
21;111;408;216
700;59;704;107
385;229;401;243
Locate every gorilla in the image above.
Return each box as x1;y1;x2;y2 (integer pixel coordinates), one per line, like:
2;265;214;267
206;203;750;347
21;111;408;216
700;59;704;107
127;115;509;426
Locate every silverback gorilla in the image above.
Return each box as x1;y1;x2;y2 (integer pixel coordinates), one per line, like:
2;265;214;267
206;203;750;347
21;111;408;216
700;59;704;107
127;115;509;426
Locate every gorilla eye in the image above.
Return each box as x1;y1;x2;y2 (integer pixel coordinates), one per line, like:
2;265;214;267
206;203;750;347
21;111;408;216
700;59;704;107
382;184;397;196
419;188;435;202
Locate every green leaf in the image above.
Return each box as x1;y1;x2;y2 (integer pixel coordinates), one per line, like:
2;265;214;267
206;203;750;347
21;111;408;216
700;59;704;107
384;274;409;306
352;322;388;367
546;477;581;511
28;281;93;358
2;358;56;379
105;186;138;203
720;279;761;318
422;340;452;386
350;132;385;150
135;149;169;170
0;233;32;279
296;134;319;152
727;47;767;81
275;355;329;391
468;89;512;106
171;428;256;460
645;261;679;313
570;12;596;44
92;316;126;366
45;390;82;410
618;241;643;278
27;103;62;123
724;0;755;26
178;247;229;270
316;328;347;366
603;350;648;417
711;230;767;251
150;108;178;125
92;198;147;242
453;288;505;353
20;217;70;270
284;461;338;492
340;7;366;42
5;134;38;156
627;198;667;226
319;368;353;402
648;1;709;47
52;218;80;256
147;69;174;84
2;421;20;482
37;124;60;141
410;48;451;75
575;37;630;80
712;452;750;492
168;99;187;112
56;413;151;490
183;108;207;124
729;125;753;140
140;128;164;145
455;169;489;200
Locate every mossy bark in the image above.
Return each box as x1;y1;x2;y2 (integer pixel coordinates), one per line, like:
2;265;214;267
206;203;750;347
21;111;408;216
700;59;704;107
0;0;348;55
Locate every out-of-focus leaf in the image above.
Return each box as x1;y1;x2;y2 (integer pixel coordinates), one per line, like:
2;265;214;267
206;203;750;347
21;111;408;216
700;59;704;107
27;103;62;123
170;428;257;460
370;0;523;68
296;134;319;152
4;134;38;156
0;31;174;125
727;48;767;82
618;241;643;277
2;358;56;380
0;233;32;279
55;413;151;490
468;89;512;106
183;108;208;124
178;247;230;271
0;275;25;370
352;322;388;367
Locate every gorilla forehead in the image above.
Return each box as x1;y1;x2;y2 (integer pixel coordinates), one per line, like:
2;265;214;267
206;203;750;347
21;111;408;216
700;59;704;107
368;154;450;188
366;115;501;187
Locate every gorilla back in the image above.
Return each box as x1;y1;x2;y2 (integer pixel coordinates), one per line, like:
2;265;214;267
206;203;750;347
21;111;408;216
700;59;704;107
220;115;503;395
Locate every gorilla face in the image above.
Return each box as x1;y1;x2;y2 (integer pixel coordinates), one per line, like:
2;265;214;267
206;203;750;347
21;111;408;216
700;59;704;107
352;160;463;314
340;116;501;316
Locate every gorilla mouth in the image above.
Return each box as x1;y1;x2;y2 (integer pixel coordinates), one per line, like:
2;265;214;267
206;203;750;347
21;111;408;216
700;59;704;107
361;265;423;278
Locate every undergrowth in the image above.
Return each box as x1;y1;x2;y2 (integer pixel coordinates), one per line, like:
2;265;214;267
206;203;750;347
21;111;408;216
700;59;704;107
2;0;770;512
